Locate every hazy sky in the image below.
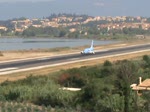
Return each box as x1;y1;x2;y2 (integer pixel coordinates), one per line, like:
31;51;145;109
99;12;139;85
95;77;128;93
0;0;149;20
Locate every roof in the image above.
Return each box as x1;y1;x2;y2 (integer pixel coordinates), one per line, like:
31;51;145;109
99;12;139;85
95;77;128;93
60;87;81;91
139;79;150;87
132;86;150;91
131;79;150;91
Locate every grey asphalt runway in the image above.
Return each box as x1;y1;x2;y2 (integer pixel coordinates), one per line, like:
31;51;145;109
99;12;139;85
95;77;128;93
0;43;149;75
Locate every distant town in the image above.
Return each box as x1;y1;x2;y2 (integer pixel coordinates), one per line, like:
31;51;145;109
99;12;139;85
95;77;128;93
0;14;150;38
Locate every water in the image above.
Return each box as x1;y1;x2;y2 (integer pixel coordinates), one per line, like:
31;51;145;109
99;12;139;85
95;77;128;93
0;37;120;51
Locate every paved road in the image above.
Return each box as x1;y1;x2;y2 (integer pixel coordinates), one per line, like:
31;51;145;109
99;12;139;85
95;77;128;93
0;43;150;75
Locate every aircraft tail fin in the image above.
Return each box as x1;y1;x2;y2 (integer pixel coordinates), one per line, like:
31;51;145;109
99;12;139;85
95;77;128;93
90;40;94;49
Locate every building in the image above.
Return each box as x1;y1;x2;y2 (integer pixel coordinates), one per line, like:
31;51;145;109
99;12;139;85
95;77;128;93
0;26;7;31
131;77;150;95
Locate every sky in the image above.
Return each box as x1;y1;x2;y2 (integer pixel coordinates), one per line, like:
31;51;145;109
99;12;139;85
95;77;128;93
0;0;150;20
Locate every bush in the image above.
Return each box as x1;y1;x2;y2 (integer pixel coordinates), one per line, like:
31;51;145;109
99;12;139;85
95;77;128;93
103;60;112;66
143;55;150;67
58;73;86;87
0;51;3;56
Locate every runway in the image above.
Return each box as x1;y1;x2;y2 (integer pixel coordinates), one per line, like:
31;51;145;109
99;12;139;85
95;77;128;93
0;43;150;75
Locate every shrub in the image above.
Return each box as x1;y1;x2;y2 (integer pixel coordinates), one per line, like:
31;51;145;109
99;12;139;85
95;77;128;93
0;51;3;56
103;60;112;66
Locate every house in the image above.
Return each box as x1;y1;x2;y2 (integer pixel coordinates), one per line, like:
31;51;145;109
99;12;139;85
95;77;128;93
0;26;7;31
131;77;150;95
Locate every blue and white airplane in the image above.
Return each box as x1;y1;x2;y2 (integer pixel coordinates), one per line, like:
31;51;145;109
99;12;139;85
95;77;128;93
81;40;95;54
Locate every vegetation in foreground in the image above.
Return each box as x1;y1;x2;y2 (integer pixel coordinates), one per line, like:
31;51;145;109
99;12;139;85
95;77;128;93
0;55;149;112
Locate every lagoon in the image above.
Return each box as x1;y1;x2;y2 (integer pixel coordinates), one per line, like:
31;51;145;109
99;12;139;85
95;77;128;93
0;37;120;51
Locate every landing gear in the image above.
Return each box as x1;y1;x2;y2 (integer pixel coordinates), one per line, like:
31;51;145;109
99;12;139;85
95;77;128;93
81;51;84;54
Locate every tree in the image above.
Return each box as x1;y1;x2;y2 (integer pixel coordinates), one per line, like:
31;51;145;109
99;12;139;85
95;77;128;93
115;60;139;112
103;60;112;66
59;30;67;37
143;55;150;68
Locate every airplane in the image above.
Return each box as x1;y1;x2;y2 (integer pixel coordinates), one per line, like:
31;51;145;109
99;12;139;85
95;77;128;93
81;40;95;54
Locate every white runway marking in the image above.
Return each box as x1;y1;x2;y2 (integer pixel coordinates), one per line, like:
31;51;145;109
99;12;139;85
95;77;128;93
96;49;109;52
37;57;50;60
0;67;18;72
113;44;127;46
69;58;80;61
